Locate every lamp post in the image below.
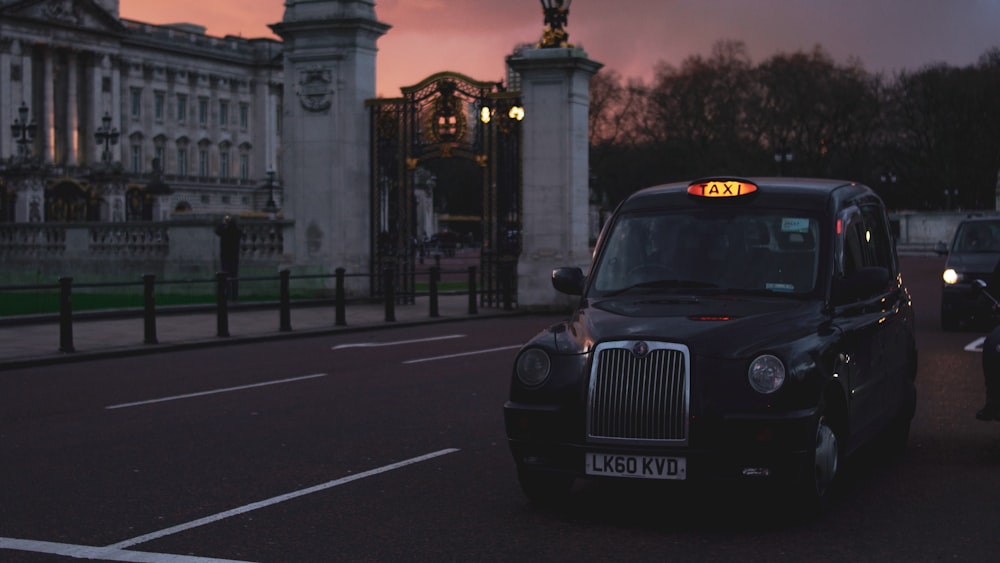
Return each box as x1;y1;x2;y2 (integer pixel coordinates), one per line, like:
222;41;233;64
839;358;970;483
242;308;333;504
774;147;793;176
10;101;36;160
539;0;572;48
94;111;119;164
263;167;279;215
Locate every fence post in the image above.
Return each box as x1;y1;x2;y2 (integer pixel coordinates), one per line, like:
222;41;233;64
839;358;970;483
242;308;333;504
502;261;513;311
384;266;396;322
335;267;346;326
215;272;230;337
279;269;291;332
429;265;440;318
58;276;74;353
467;266;478;315
143;274;158;344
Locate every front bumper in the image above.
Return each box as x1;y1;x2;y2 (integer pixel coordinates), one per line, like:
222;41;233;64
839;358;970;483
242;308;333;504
504;401;817;483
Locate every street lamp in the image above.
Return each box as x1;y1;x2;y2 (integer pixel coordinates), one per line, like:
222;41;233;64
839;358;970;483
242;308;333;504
539;0;572;48
263;167;279;215
774;148;793;176
94;111;119;164
10;101;36;160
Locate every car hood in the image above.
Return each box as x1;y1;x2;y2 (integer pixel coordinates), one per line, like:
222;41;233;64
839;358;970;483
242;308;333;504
544;294;827;360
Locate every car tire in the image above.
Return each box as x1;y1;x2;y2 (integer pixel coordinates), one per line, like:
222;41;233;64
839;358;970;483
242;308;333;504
791;410;841;514
517;468;573;504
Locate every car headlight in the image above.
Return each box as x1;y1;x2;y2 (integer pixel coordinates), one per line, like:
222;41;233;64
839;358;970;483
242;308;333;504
943;269;959;284
515;348;551;387
748;354;785;394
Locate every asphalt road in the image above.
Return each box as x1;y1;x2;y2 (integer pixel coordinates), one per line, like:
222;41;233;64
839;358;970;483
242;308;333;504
1;255;999;562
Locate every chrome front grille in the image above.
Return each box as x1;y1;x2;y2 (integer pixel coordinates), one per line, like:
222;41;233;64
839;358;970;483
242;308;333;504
587;341;690;445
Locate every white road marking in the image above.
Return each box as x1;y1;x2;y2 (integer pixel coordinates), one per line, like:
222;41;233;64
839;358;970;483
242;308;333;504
966;336;986;352
403;344;523;364
0;537;251;562
107;448;460;550
332;334;465;350
105;373;328;410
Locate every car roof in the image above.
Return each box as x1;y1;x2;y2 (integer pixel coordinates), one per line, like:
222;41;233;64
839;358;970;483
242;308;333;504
619;177;873;213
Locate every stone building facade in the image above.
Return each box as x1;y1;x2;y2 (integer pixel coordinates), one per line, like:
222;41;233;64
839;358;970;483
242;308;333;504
0;0;284;223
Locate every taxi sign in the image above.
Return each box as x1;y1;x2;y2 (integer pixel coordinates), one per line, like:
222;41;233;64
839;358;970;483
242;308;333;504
687;179;758;198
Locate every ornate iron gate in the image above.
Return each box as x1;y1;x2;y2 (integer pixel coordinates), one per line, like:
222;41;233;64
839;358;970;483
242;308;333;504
369;72;522;308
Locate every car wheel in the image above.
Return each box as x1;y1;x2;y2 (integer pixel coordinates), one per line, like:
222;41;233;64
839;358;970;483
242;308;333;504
517;468;573;504
793;412;841;513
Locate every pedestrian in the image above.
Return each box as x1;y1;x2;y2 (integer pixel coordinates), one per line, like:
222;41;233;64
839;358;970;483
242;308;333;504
215;215;242;301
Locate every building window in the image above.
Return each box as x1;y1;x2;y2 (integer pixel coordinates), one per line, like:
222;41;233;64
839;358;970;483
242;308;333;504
154;146;165;170
276;103;282;135
201;195;210;204
219;100;229;127
154;91;165;122
10;64;21;82
198;98;208;126
198;149;208;177
130;144;142;173
102;77;111;93
177;148;187;176
220;151;230;179
177;94;187;124
222;195;231;204
130;88;142;119
239;154;249;180
239;103;249;130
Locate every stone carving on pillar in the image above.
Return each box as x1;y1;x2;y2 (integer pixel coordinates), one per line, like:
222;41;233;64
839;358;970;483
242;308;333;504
296;67;333;112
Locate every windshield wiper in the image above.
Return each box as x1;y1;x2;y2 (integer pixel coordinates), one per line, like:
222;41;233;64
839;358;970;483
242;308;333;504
605;279;719;297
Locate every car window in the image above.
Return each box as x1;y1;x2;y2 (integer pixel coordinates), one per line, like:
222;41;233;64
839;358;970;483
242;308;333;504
590;210;820;295
953;221;1000;253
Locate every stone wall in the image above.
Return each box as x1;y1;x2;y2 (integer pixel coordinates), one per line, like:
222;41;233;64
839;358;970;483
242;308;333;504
0;219;290;293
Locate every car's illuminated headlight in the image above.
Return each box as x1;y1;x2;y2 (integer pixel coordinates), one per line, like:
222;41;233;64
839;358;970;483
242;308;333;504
515;348;551;387
748;354;785;394
943;269;959;284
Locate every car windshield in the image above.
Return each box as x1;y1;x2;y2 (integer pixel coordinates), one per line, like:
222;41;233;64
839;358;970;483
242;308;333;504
590;209;821;296
952;221;1000;253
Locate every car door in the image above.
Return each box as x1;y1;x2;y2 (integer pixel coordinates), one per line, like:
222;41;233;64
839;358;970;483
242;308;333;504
832;204;900;445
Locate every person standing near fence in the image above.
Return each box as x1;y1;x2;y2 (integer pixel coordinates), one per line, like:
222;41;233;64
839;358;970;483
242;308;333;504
215;215;243;301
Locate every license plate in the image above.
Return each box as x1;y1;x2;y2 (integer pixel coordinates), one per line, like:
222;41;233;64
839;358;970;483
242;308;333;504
585;453;687;480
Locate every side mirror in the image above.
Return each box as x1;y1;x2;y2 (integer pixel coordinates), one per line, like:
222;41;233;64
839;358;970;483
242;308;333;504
934;241;949;255
551;267;585;296
973;279;988;295
832;266;890;304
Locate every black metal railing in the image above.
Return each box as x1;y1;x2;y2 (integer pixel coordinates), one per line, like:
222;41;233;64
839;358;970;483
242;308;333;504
0;264;517;354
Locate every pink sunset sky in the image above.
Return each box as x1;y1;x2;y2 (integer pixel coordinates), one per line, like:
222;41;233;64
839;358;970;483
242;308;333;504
120;0;1000;97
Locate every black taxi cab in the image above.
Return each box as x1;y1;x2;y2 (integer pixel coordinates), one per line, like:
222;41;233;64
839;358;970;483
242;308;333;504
504;177;917;510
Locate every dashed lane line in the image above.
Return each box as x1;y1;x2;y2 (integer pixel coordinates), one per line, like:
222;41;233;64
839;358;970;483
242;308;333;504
107;448;460;549
2;448;462;561
0;537;251;562
331;334;466;350
105;373;328;410
402;344;523;364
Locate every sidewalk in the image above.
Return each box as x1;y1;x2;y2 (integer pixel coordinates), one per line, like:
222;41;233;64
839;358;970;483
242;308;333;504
0;294;517;370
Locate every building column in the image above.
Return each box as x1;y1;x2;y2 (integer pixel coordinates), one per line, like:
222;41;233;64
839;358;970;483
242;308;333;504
66;50;79;166
507;46;602;311
0;41;12;160
42;48;54;163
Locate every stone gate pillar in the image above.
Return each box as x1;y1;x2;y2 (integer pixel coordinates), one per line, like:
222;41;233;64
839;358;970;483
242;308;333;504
507;47;602;311
271;1;390;280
